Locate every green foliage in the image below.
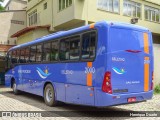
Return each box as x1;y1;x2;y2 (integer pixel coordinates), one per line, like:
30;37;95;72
0;0;4;11
0;5;4;11
154;85;160;94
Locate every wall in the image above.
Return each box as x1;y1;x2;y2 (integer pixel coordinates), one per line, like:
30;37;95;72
153;44;160;86
5;0;27;10
27;0;52;28
17;31;33;45
27;0;75;31
74;0;160;35
17;28;49;45
0;11;26;45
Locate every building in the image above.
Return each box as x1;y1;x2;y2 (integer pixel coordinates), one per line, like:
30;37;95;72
11;0;160;86
0;0;27;56
12;0;160;43
5;0;27;10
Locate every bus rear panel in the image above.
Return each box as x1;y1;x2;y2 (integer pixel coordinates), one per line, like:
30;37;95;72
95;22;153;106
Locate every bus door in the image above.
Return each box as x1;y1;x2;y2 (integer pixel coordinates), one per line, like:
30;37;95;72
108;28;153;94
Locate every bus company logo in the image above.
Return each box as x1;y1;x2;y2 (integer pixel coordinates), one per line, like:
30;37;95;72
36;67;51;79
85;67;95;74
112;67;126;75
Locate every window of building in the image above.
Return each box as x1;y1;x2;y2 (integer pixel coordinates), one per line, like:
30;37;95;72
28;10;37;26
11;20;25;25
145;6;160;23
59;0;72;11
97;0;120;13
44;2;47;10
81;32;96;60
123;0;141;18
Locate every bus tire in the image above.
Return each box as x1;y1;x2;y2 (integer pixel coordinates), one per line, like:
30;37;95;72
44;84;57;106
12;81;19;95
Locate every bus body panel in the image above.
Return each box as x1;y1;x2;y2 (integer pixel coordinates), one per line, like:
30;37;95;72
107;27;153;95
95;88;153;107
5;21;153;107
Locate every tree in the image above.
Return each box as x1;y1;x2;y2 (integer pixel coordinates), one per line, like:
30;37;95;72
0;0;5;11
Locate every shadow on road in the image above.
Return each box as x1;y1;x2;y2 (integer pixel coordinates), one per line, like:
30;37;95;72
0;87;138;119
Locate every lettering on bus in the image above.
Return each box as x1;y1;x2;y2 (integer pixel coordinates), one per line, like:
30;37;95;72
144;59;150;64
112;57;125;62
18;70;31;74
61;70;73;75
126;81;140;85
85;67;95;74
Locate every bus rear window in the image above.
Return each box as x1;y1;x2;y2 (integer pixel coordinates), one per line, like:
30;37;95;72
109;28;144;52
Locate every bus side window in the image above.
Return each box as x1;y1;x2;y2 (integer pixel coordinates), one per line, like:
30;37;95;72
30;46;36;63
20;49;26;63
81;31;96;60
51;41;58;61
43;42;51;62
12;50;17;64
25;47;30;63
16;50;20;63
36;45;42;62
70;36;80;60
60;39;70;61
90;32;96;58
7;51;12;68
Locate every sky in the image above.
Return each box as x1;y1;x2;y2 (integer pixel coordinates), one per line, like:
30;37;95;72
0;0;9;7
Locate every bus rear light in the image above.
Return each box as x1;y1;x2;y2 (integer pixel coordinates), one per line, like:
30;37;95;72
102;72;112;94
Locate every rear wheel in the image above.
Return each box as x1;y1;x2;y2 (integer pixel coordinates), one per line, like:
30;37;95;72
12;81;19;95
44;84;57;106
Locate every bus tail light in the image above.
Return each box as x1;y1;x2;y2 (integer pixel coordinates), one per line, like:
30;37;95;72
102;71;112;94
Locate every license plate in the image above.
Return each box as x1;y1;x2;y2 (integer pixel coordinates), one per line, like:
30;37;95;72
128;97;136;103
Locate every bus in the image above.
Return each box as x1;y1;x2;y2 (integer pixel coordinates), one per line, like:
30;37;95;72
5;21;154;107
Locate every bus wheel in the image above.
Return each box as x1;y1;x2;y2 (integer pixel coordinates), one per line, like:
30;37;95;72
44;84;57;106
12;82;19;95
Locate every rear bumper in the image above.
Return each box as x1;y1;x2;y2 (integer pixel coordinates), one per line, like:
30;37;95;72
95;89;153;107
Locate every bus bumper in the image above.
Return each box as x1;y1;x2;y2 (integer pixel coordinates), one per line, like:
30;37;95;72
95;89;153;107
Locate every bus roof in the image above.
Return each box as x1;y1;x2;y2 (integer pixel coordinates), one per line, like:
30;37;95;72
8;21;149;52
